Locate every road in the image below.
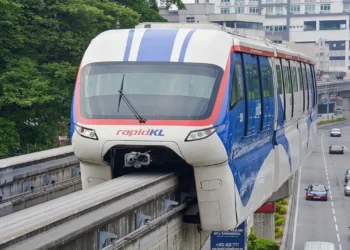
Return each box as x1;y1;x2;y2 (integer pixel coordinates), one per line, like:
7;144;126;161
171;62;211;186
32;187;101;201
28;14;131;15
293;122;350;250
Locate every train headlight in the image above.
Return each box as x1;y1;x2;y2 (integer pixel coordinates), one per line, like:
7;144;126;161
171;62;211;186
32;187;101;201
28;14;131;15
74;124;98;140
185;127;218;142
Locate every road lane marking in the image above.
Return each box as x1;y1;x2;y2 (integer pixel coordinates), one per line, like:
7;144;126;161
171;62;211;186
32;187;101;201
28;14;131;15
291;165;302;250
321;133;342;248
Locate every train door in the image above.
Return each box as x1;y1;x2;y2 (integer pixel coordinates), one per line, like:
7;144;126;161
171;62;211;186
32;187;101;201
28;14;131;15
281;59;293;121
242;53;262;137
228;52;245;146
274;58;285;129
258;56;275;132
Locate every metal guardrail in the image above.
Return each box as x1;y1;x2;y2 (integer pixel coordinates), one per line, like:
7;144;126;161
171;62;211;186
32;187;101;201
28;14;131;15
0;172;188;250
317;80;350;94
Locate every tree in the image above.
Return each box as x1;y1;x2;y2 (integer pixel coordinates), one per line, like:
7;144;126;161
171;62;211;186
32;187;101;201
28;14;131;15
0;0;139;158
115;0;185;22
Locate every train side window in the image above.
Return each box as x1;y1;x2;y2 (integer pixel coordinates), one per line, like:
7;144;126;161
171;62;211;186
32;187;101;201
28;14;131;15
282;60;293;119
301;62;309;110
297;65;305;112
291;67;298;92
243;53;261;135
308;64;316;107
258;56;274;130
311;64;317;106
305;63;313;110
230;61;244;110
275;63;285;121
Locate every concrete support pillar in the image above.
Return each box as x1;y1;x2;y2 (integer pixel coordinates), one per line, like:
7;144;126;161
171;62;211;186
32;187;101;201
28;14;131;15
339;90;350;118
253;202;276;241
342;97;350;118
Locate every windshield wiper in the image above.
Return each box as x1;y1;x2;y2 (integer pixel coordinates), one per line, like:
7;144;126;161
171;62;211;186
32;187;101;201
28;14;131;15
117;74;147;124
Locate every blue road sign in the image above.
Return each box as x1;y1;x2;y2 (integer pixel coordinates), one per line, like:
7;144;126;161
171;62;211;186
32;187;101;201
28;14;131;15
210;221;247;250
323;99;329;104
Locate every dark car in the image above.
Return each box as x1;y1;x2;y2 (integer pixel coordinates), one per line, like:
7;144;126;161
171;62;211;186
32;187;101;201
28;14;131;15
329;145;344;154
305;184;329;201
345;170;350;182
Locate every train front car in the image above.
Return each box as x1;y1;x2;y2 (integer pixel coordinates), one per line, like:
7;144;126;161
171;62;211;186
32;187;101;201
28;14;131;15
71;28;241;230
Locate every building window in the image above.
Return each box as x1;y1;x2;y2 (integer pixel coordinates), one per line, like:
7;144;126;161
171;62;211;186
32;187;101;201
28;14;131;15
345;3;350;11
186;17;195;23
276;6;283;15
304;21;316;31
249;7;258;14
305;5;315;13
320;20;346;30
235;0;244;4
265;7;273;15
221;8;230;14
221;0;230;2
195;0;199;3
290;5;300;13
235;7;244;13
320;4;330;12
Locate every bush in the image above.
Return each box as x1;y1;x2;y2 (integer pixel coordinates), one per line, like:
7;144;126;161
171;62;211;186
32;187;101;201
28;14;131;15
275;227;284;238
248;227;280;250
274;213;282;221
279;206;287;214
280;198;289;205
275;204;282;213
275;218;285;226
248;238;280;250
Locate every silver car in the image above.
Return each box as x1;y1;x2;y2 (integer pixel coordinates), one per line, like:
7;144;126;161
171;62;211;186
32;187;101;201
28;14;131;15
330;128;341;137
345;170;350;182
344;182;350;196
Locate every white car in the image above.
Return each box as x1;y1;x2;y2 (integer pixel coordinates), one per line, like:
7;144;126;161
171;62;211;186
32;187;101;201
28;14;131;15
330;128;341;137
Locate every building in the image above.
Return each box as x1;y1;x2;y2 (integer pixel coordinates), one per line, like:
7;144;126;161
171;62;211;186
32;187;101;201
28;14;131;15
159;3;265;37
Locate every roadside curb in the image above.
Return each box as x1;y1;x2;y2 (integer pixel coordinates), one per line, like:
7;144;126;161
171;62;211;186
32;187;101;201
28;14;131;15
318;120;350;129
281;171;298;250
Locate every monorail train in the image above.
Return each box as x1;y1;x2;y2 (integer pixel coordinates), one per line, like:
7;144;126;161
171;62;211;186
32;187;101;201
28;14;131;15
70;23;318;231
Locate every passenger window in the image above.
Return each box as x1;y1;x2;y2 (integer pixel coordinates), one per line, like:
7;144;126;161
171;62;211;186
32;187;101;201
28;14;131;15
297;66;305;112
276;65;283;95
230;61;244;110
291;67;298;92
252;64;260;99
301;63;309;110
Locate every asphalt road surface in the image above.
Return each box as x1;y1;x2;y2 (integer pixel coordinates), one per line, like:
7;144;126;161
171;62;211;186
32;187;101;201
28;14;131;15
293;122;350;250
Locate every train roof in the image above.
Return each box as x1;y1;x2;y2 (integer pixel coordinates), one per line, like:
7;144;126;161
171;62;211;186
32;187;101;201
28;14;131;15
135;22;314;65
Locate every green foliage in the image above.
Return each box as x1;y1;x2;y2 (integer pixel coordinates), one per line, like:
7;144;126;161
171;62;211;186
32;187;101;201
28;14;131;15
275;218;285;226
248;227;279;250
274;213;282;221
318;118;347;125
279;206;287;214
275;227;284;238
0;0;139;158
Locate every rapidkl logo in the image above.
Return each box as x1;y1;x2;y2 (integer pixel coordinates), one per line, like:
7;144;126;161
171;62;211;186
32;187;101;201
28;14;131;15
116;129;165;137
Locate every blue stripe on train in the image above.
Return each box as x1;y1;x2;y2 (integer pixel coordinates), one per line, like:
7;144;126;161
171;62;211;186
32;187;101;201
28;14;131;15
137;29;179;62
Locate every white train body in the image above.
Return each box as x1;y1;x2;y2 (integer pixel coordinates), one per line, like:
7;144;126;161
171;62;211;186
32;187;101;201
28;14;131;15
71;23;318;231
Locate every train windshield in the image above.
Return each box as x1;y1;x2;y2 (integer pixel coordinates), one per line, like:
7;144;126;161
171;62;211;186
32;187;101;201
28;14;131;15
80;62;222;120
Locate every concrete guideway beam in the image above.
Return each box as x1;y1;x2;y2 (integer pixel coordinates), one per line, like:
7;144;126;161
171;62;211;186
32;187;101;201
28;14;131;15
0;172;180;250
